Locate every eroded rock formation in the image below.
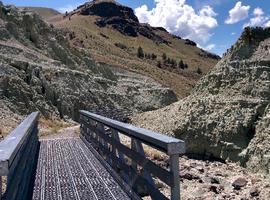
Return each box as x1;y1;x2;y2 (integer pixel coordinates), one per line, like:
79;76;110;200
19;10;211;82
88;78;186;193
133;27;270;174
0;3;177;123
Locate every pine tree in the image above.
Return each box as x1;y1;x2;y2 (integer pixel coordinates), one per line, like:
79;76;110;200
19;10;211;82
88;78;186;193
137;47;144;58
178;60;185;69
197;67;202;74
162;53;167;60
151;53;157;60
157;60;161;68
166;57;171;64
171;59;177;67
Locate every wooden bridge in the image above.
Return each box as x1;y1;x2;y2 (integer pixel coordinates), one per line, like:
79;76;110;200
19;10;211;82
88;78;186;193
0;111;185;200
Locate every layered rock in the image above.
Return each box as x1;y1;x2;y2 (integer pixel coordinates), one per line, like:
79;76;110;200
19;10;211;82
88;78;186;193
133;27;270;174
0;3;177;126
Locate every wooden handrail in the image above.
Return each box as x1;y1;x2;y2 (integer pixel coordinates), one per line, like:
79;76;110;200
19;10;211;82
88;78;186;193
80;110;185;200
0;112;39;200
80;110;185;155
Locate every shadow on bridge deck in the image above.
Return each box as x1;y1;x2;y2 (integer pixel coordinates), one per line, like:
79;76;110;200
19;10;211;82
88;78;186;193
32;138;135;200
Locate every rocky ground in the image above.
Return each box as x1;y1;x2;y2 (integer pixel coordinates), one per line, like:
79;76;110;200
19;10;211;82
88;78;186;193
158;157;270;200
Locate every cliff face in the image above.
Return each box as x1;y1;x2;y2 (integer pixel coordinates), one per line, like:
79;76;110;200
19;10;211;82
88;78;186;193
133;27;270;174
0;3;177;127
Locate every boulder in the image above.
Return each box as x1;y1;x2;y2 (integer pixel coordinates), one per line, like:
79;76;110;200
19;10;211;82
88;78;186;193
232;177;248;190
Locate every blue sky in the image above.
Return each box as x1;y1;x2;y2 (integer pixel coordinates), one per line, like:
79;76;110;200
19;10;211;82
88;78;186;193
2;0;270;56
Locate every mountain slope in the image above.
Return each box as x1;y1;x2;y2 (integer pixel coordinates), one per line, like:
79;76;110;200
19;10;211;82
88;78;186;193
20;7;60;20
30;0;220;98
133;27;270;175
0;2;177;137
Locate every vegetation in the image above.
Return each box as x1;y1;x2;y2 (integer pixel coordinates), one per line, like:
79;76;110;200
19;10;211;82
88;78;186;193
196;67;203;74
157;60;161;68
54;13;219;97
162;53;167;60
115;42;128;50
137;46;144;58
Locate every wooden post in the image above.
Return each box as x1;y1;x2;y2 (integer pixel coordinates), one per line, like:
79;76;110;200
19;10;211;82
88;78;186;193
131;139;137;170
132;139;155;187
170;154;180;200
0;176;2;200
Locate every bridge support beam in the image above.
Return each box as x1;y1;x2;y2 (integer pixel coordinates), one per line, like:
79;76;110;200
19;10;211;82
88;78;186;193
170;154;180;200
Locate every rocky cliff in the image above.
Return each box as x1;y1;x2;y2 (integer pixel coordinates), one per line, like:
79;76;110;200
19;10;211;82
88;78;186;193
69;0;169;44
133;27;270;175
0;2;177;128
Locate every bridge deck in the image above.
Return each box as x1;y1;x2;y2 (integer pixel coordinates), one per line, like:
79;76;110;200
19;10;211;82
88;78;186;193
32;138;133;200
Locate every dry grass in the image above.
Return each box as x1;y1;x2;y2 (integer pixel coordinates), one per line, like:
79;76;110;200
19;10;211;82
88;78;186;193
38;117;75;137
52;15;218;98
1;176;6;196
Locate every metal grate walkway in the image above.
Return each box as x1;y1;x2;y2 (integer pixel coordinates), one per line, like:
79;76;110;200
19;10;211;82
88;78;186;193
32;138;132;200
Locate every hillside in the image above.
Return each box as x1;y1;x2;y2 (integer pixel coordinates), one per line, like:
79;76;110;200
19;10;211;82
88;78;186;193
27;0;220;98
0;2;177;137
20;7;60;20
133;27;270;176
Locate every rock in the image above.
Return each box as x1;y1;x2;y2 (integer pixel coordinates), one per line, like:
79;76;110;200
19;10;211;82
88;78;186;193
0;2;178;122
209;185;218;194
210;177;220;184
132;27;270;175
250;187;260;197
196;165;205;173
181;171;201;180
208;184;224;194
71;0;169;44
232;177;248;190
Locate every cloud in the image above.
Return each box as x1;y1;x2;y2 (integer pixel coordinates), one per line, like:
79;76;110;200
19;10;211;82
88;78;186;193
205;44;216;51
265;21;270;27
135;0;218;44
225;1;250;24
243;7;269;28
58;4;78;13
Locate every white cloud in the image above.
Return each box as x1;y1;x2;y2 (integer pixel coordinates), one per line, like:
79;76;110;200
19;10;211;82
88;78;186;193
253;7;264;16
58;4;78;13
265;21;270;27
225;1;250;24
205;44;216;51
243;7;269;28
231;32;236;35
135;0;218;44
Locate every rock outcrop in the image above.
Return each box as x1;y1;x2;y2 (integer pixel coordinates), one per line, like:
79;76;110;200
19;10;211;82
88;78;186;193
0;3;177;125
133;27;270;174
68;0;170;44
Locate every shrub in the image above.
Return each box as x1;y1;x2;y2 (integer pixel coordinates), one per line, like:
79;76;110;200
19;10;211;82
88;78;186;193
151;53;157;60
162;53;167;60
137;46;144;58
157;60;161;68
178;60;185;69
197;67;202;74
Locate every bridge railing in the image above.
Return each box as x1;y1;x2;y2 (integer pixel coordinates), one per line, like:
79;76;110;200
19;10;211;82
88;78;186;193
0;112;39;200
80;110;185;200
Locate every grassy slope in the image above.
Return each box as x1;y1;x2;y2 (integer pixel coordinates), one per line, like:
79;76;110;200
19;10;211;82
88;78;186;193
20;7;60;20
33;8;219;98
